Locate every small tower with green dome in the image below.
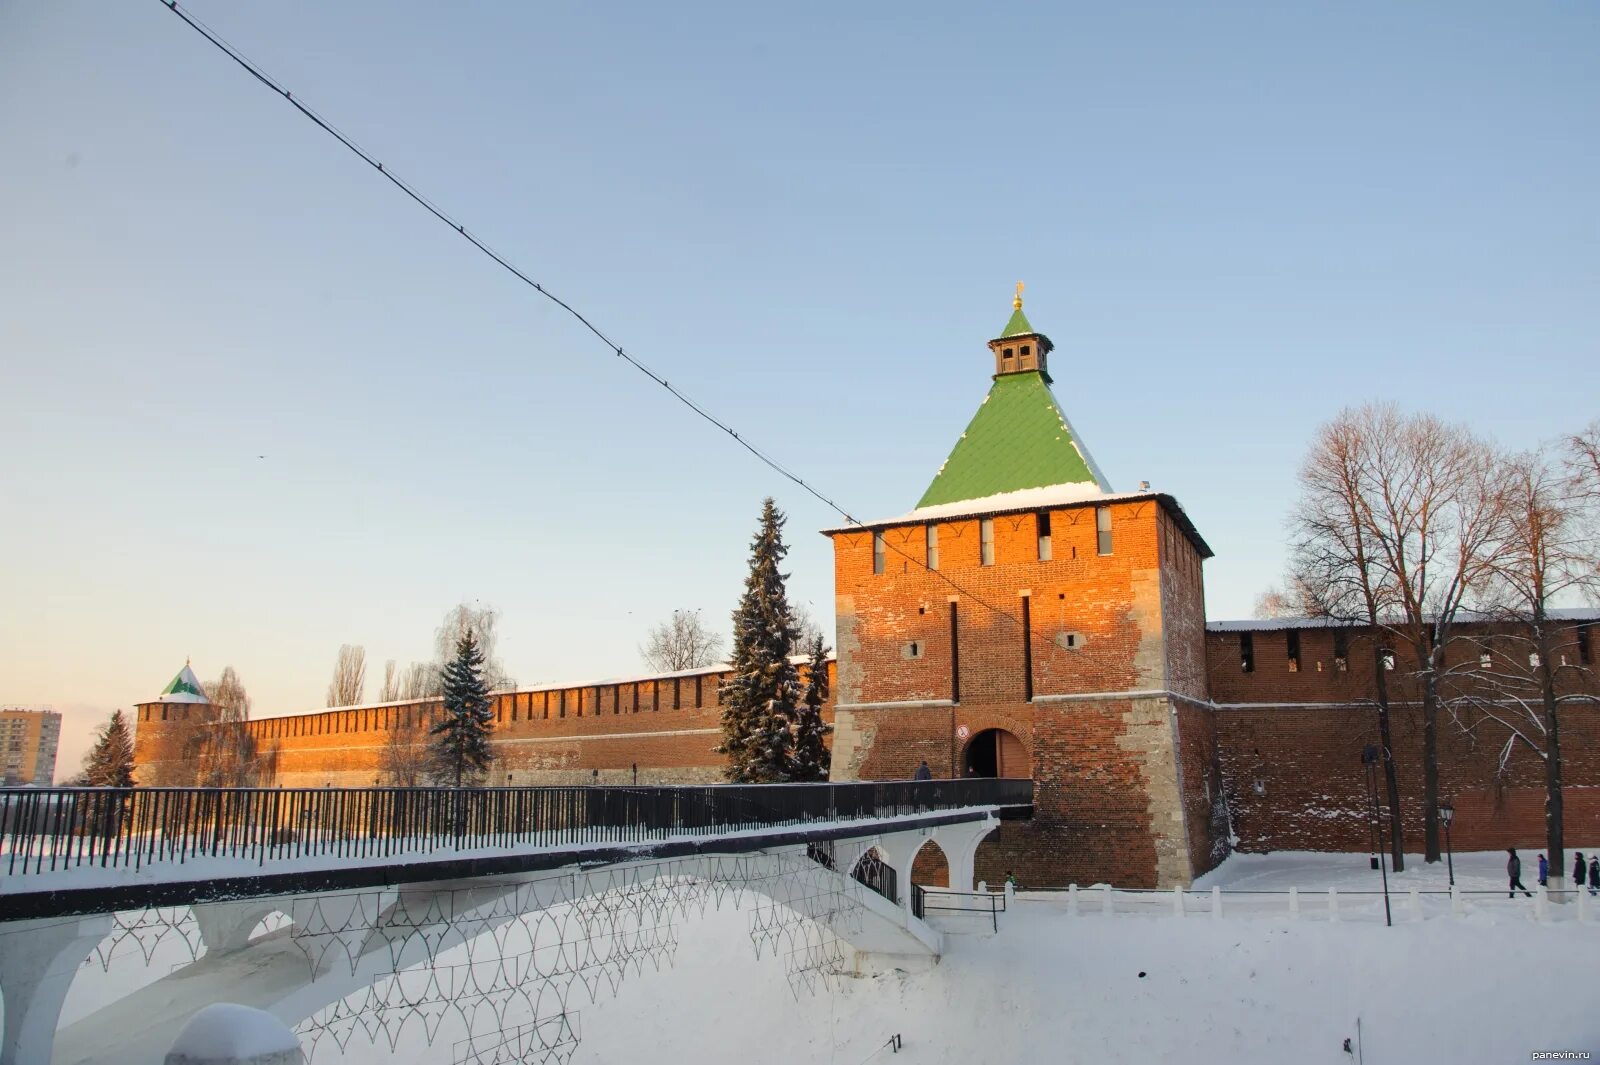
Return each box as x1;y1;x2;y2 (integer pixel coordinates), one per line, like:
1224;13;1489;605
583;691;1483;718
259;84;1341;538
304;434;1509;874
133;660;219;786
990;281;1053;379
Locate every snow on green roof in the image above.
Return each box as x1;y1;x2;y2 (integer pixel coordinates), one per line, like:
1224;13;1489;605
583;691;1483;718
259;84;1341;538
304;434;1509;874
916;370;1110;509
157;663;209;704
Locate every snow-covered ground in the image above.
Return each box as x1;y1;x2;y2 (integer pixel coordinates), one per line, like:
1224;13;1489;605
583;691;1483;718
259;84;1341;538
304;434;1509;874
48;851;1600;1065
1196;846;1578;894
571;850;1598;1065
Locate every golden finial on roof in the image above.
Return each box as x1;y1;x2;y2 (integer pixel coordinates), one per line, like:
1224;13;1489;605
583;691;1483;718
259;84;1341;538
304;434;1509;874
1013;281;1024;310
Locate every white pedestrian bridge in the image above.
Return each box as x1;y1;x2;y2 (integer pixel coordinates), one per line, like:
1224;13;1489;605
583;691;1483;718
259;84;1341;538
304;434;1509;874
0;781;1031;1065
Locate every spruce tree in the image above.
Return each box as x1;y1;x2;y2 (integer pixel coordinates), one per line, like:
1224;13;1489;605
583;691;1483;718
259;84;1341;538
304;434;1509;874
792;633;832;782
430;630;496;787
82;709;136;788
718;498;803;783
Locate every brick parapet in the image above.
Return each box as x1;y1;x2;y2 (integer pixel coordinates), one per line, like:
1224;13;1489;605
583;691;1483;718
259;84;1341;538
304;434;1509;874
133;661;835;789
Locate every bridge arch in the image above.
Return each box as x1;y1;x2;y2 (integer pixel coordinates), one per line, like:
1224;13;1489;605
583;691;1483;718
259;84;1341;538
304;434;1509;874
247;910;293;944
910;838;949;888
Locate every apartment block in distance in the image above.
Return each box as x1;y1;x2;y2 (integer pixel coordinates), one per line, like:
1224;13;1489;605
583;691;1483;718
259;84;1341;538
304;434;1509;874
0;708;63;785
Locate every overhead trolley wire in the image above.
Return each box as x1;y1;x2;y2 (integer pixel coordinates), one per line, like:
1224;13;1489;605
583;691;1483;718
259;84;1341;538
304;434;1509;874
154;0;1023;628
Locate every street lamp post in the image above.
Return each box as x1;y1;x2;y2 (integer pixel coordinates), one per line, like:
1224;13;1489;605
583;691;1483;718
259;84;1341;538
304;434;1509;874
1362;745;1393;927
1439;800;1455;888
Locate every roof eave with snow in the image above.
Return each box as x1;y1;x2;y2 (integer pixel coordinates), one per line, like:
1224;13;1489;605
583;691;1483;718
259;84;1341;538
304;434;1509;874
821;485;1214;559
1207;607;1600;632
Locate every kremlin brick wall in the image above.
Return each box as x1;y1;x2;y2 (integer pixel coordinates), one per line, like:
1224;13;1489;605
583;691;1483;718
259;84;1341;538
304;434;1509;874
131;610;1600;887
118;307;1600;892
135;661;836;789
1208;623;1600;855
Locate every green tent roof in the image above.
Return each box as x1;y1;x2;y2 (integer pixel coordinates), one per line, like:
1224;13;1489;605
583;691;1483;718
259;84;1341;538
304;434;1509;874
999;307;1034;337
158;663;209;703
916;370;1108;508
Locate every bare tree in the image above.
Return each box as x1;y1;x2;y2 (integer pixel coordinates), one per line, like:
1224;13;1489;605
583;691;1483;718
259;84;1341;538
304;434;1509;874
1568;422;1600;589
1568;421;1600;506
1290;407;1407;869
640;610;725;673
1447;445;1598;893
434;603;514;690
398;661;441;700
790;602;829;650
326;644;367;707
1354;408;1508;863
1253;587;1297;619
1252;574;1331;620
379;708;430;787
377;660;401;702
197;666;265;786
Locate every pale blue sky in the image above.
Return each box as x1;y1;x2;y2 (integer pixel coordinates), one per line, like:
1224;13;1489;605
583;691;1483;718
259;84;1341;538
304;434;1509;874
2;1;1596;775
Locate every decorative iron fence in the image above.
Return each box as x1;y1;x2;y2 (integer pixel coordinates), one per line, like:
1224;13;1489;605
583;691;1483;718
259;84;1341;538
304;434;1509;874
850;848;899;905
1023;882;1600;924
0;778;1032;878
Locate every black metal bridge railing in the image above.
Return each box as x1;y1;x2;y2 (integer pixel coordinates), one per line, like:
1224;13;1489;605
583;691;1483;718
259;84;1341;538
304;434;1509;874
912;884;1008;932
0;779;1033;878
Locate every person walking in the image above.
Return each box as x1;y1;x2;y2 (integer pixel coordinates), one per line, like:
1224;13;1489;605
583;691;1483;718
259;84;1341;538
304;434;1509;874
1507;849;1532;898
1588;856;1598;896
912;759;932;781
1538;853;1549;887
1574;852;1587;893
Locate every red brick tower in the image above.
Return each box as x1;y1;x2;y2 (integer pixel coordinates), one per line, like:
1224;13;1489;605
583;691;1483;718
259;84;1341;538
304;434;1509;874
824;288;1227;888
132;661;219;786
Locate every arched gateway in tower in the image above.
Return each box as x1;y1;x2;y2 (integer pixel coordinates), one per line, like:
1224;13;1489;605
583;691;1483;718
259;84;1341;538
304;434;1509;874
822;289;1226;889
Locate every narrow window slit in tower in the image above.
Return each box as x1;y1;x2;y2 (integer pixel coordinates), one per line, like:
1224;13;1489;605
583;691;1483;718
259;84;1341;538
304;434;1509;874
949;602;961;703
1022;594;1034;701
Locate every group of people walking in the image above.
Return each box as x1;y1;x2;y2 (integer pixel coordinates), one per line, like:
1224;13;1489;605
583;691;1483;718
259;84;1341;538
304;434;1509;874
1507;849;1599;897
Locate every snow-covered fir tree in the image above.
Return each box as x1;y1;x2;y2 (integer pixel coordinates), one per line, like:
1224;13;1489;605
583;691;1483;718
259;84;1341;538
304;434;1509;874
430;630;496;787
791;633;832;782
718;498;803;783
82;709;136;787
